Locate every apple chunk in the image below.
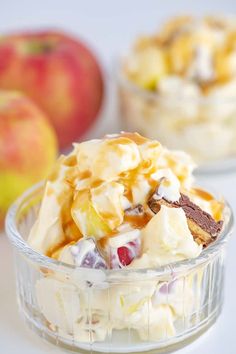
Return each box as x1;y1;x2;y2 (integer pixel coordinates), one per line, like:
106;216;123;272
71;190;111;239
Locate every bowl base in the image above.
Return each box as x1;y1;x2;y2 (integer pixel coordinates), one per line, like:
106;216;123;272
20;303;222;354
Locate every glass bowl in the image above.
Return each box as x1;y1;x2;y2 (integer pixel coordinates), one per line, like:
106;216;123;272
117;66;236;175
6;182;233;353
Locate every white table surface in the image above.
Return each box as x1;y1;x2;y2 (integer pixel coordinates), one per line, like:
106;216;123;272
1;1;236;353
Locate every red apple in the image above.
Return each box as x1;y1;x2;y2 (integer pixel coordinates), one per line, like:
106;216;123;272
0;90;58;228
0;30;104;149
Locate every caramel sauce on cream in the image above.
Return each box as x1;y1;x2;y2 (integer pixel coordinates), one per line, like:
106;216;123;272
124;213;152;229
118;132;149;145
80;170;92;179
43;133;221;263
192;188;214;201
190;187;224;222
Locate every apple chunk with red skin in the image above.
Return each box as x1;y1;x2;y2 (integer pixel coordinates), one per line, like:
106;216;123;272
0;91;58;228
0;31;104;149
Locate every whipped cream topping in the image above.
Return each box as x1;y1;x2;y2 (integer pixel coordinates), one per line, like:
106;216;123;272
151;169;181;202
108;229;141;248
130;206;202;269
74;137;141;181
187;45;215;83
29;132;221;267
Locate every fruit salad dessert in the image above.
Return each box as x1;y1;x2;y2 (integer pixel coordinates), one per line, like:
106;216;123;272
27;133;224;344
119;16;236;165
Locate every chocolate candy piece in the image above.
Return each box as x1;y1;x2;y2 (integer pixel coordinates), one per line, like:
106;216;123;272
125;204;144;216
148;191;223;247
124;205;152;229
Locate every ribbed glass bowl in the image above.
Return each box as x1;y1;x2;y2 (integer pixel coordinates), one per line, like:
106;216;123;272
5;182;233;354
117;66;236;176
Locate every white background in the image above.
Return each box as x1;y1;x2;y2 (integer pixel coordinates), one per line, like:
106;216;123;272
0;1;236;353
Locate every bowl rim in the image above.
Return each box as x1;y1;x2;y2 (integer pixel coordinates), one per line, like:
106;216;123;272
5;181;234;279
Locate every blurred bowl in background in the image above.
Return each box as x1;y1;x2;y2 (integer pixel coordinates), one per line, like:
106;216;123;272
117;68;236;175
117;16;236;175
